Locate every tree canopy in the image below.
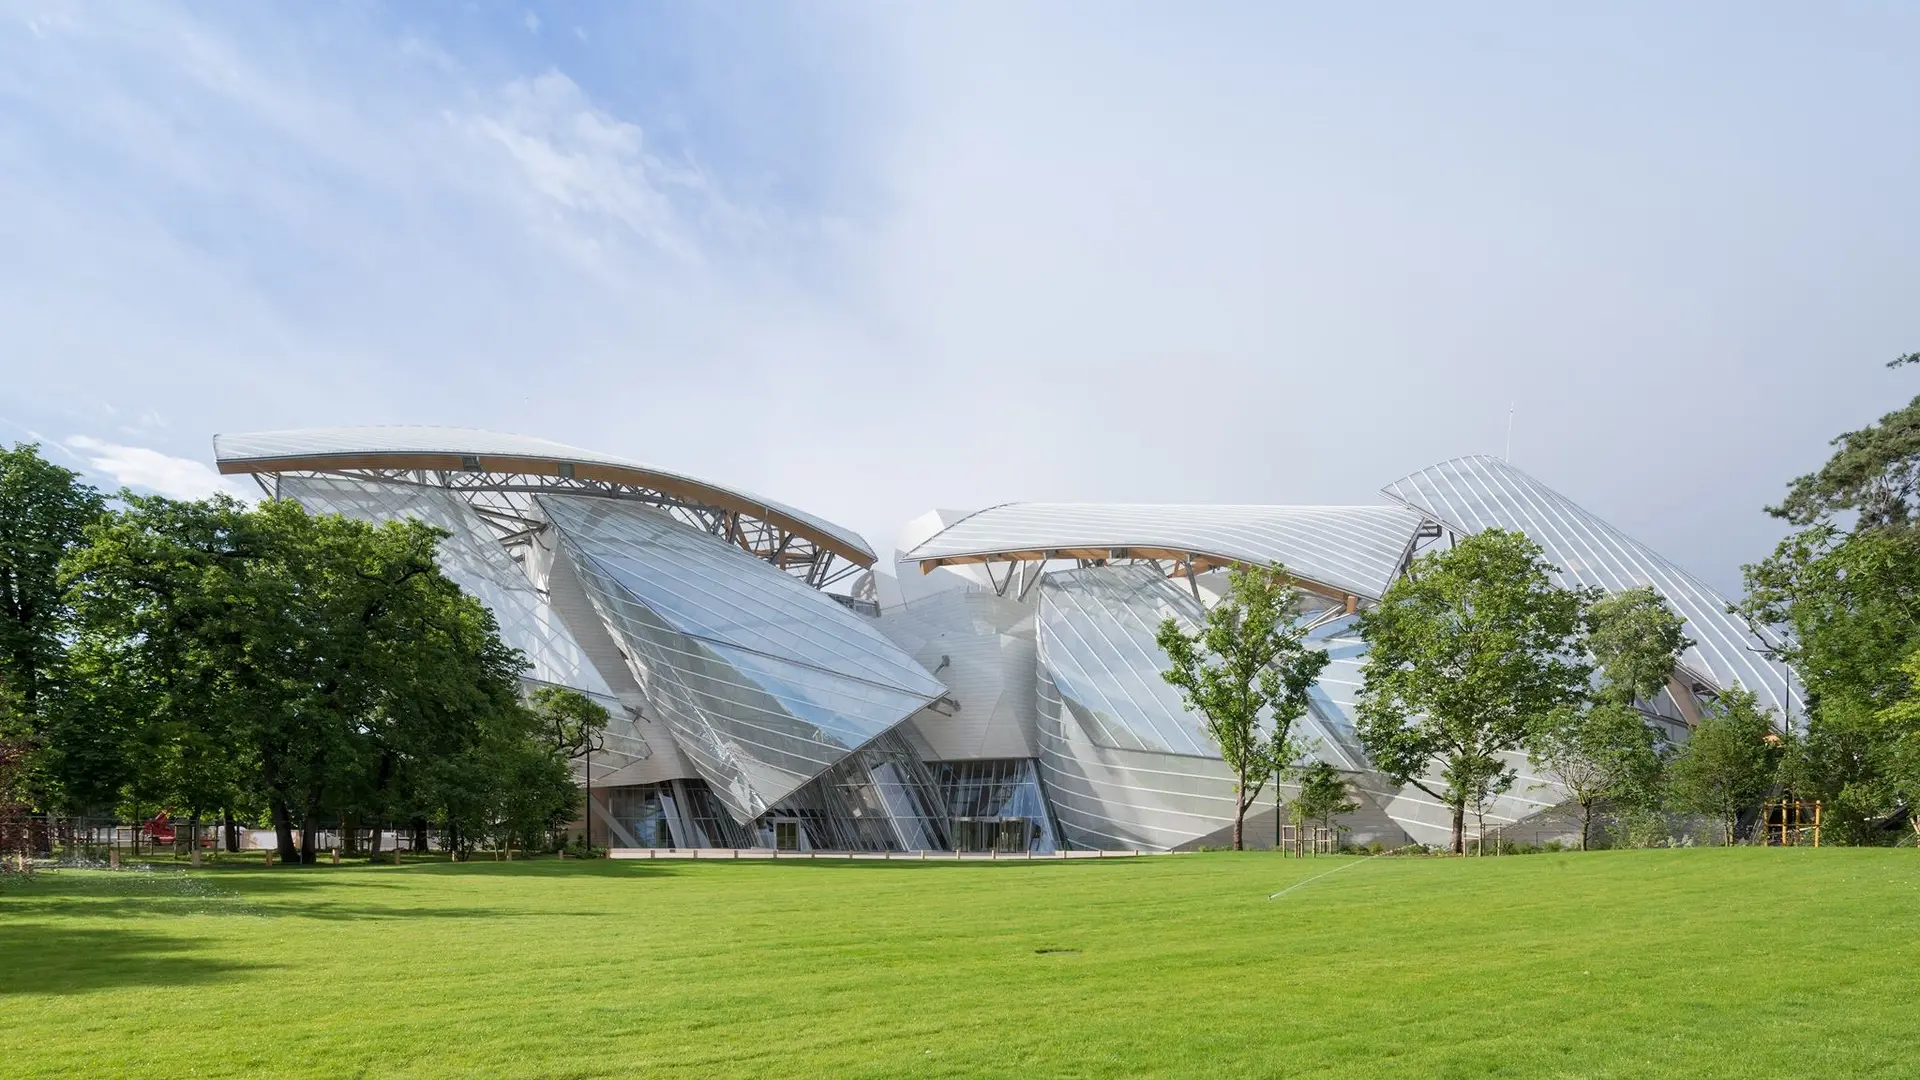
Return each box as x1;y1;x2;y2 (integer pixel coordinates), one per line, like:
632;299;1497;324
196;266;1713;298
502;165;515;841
1158;564;1329;850
1356;528;1593;854
1737;351;1920;843
0;443;104;716
1666;688;1780;845
52;493;576;863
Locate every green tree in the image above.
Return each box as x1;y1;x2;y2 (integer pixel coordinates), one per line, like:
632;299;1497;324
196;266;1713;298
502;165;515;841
1665;688;1781;845
1524;586;1685;851
529;685;610;760
1290;760;1359;840
529;684;610;844
1157;564;1330;850
63;495;532;863
1770;352;1920;528
1872;648;1920;841
1527;702;1664;850
0;444;104;803
1356;528;1593;854
1736;354;1920;842
1587;587;1693;707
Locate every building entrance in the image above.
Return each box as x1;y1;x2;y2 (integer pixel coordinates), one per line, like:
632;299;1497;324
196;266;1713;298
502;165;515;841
953;817;1031;853
773;820;802;852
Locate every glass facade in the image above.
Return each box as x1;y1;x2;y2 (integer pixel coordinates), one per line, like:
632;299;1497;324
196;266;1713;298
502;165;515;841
278;474;613;697
223;428;1799;853
1036;565;1213;756
539;495;946;822
1034;566;1245;850
934;759;1059;853
1382;456;1803;718
604;779;755;849
757;730;951;852
603;734;951;852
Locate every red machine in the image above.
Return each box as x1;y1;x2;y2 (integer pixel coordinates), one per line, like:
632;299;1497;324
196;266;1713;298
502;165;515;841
143;813;177;844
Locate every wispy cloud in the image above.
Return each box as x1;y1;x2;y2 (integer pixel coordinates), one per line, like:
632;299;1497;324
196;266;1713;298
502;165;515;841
67;436;253;501
464;71;724;262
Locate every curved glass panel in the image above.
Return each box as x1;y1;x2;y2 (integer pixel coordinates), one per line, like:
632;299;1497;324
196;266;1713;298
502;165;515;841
540;495;944;821
1036;565;1213;756
903;503;1426;599
1382;456;1802;717
277;475;613;697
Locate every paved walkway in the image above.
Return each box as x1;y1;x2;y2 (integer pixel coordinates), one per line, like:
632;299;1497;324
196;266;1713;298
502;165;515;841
607;847;1165;861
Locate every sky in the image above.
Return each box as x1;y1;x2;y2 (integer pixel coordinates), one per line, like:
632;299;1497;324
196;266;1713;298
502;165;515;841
2;2;1915;595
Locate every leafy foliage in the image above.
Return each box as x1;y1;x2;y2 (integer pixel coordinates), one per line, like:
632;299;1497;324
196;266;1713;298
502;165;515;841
1737;356;1920;841
1665;688;1781;845
529;685;610;762
1290;760;1359;835
1586;587;1692;707
1872;648;1920;839
1356;528;1593;853
0;443;104;797
1528;702;1664;850
57;494;567;863
1770;355;1920;527
1157;565;1329;850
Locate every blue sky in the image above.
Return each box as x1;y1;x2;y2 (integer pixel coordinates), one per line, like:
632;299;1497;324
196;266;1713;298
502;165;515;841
2;2;1916;593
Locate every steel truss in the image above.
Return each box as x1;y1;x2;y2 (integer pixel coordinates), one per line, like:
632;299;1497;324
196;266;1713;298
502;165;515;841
946;546;1363;612
259;467;863;591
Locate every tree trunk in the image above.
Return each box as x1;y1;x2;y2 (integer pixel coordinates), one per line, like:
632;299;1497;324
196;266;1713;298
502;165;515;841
189;813;201;867
1232;768;1247;850
369;818;383;861
1449;801;1465;855
270;796;298;864
1580;799;1593;852
299;808;318;865
411;817;428;855
223;806;239;854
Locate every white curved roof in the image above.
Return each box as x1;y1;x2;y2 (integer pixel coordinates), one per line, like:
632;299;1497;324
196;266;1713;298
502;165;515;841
899;502;1426;600
1382;455;1803;718
212;426;875;565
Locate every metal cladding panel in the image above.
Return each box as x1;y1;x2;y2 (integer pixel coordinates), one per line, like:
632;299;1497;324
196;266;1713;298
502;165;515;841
902;503;1427;600
1382;456;1803;718
539;495;945;822
873;590;1040;760
215;426;874;563
275;475;613;698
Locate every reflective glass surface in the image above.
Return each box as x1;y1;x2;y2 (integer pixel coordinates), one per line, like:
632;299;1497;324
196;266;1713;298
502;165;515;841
760;729;951;851
540;495;945;821
1036;564;1213;756
277;475;614;697
934;759;1059;853
1383;456;1802;717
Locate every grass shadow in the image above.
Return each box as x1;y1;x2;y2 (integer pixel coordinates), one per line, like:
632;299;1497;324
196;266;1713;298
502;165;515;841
0;923;265;995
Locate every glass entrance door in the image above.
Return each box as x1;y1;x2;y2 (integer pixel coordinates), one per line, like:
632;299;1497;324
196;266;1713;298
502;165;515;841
774;820;801;852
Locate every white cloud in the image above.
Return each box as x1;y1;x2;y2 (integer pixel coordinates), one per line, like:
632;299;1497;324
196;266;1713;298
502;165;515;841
522;11;540;34
67;436;253;501
0;5;1911;595
464;71;722;262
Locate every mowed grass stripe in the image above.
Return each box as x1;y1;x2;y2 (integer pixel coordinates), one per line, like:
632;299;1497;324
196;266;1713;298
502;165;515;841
1;849;1914;1078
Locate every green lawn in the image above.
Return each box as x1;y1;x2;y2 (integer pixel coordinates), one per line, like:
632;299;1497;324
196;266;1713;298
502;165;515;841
2;850;1915;1079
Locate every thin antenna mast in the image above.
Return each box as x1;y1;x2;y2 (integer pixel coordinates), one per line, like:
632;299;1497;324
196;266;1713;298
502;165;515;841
1504;403;1515;461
